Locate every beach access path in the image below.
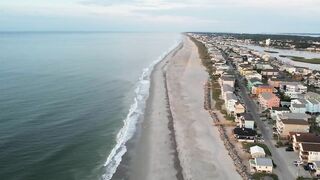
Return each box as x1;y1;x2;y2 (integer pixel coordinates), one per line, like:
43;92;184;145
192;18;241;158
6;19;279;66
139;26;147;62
166;36;242;180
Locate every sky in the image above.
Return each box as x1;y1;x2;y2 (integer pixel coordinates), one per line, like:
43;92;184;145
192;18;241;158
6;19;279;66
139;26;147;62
0;0;319;33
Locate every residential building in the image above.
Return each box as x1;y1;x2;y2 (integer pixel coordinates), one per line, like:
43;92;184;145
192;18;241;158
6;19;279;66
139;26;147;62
276;118;310;138
305;92;320;102
290;98;320;113
221;84;234;100
291;133;320;152
277;113;311;121
306;99;320;113
238;113;255;129
233;127;257;141
261;69;279;76
250;145;266;158
299;143;320;162
234;102;245;115
247;78;263;92
219;75;235;88
290;99;308;113
270;107;290;120
225;93;238;115
245;72;262;81
249;157;273;173
215;65;231;75
279;82;307;94
256;63;273;70
268;77;283;88
252;85;273;96
258;92;280;110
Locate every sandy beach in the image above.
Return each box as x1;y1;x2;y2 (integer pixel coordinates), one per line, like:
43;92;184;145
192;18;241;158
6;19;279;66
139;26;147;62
126;35;241;180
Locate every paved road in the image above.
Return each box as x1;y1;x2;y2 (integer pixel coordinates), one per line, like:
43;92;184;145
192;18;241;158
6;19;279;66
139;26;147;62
233;69;295;180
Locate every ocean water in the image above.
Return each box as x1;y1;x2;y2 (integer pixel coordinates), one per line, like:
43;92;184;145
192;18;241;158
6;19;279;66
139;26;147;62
0;32;180;180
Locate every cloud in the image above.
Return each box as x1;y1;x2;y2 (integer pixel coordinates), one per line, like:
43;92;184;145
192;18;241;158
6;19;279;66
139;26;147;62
0;0;319;32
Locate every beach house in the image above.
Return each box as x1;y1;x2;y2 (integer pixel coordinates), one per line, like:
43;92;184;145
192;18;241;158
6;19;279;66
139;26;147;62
234;102;246;115
291;133;320;152
261;69;279;77
290;99;308;113
252;85;273;96
247;78;263;92
250;145;266;158
225;93;238;115
238;113;255;129
270;107;290;120
221;84;234;100
268;77;283;88
299;143;320;162
279;82;307;98
245;72;262;81
219;75;235;88
249;157;273;173
233;127;257;142
276;118;310;138
258;92;280;110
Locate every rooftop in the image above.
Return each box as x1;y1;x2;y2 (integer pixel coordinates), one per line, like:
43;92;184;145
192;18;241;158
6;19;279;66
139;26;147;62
250;145;265;155
233;127;257;136
260;92;277;100
293;133;320;144
255;157;273;166
220;76;235;82
226;93;237;101
281;119;309;125
280;113;311;120
291;103;306;108
301;143;320;152
243;113;254;121
271;107;290;111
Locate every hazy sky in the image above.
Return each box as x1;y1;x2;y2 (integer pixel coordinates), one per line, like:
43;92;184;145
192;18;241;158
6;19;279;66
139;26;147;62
1;0;319;33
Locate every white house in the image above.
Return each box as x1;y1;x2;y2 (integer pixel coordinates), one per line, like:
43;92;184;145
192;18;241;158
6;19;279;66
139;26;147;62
219;75;235;88
285;91;304;99
215;65;230;75
250;145;266;158
299;143;320;162
250;157;273;173
239;113;255;129
221;84;234;100
279;82;307;93
270;107;290;120
306;99;320;113
290;99;308;113
225;93;238;115
245;72;262;81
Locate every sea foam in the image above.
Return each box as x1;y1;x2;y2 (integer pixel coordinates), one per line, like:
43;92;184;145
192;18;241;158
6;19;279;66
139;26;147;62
102;36;182;180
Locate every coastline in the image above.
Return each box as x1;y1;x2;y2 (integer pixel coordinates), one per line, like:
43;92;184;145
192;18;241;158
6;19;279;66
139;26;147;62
115;41;184;180
166;36;242;179
115;35;241;180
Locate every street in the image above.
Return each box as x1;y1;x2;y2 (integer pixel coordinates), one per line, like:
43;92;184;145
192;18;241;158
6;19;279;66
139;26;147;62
235;72;296;180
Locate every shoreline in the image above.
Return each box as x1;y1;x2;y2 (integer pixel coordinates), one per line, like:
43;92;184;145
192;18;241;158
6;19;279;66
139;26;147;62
114;41;184;180
115;35;241;180
166;36;241;179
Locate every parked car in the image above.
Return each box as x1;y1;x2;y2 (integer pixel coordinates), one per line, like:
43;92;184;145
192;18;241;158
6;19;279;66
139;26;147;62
285;146;294;151
293;160;303;166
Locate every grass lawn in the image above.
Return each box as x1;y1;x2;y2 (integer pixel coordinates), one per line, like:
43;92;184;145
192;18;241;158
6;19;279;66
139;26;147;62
242;142;272;156
252;173;278;180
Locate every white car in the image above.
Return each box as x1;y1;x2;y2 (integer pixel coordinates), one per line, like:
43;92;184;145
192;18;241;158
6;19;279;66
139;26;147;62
293;160;303;166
